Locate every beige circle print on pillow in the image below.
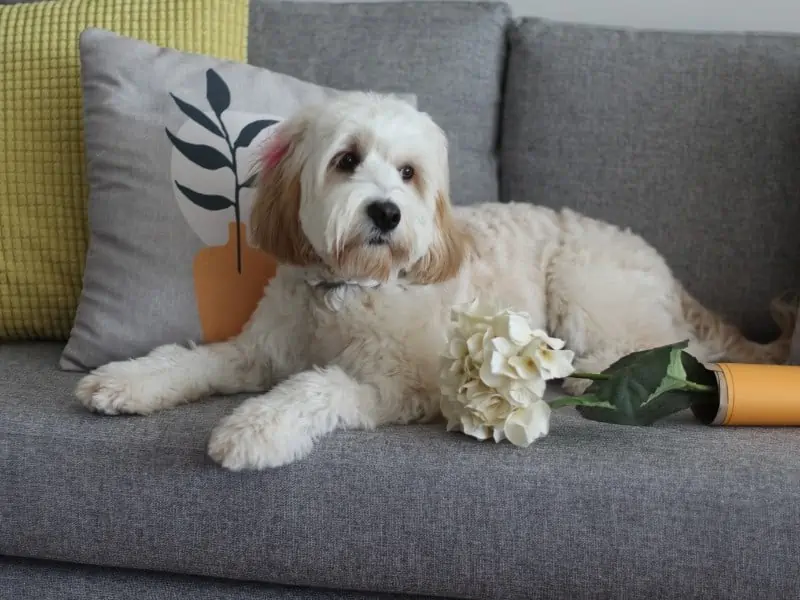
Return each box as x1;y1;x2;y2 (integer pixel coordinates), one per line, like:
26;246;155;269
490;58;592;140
60;28;418;371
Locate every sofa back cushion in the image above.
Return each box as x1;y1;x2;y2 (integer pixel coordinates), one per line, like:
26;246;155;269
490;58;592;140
502;18;800;340
247;0;511;206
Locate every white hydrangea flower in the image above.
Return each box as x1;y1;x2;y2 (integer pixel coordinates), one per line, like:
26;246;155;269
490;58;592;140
439;298;576;448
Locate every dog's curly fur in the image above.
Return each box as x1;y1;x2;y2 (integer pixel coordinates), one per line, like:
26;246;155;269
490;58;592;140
76;92;796;470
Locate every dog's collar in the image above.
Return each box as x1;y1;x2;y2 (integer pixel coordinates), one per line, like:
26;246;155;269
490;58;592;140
305;277;381;291
303;267;411;291
304;276;382;312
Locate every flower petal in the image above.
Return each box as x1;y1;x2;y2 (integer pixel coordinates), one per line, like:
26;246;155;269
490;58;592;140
460;413;492;441
505;313;534;346
491;336;518;358
492;350;518;377
467;392;511;426
447;337;468;360
500;379;545;407
533;347;576;380
466;332;486;362
478;358;507;388
447;360;463;375
507;355;540;380
503;401;551;448
492;427;506;443
531;329;566;350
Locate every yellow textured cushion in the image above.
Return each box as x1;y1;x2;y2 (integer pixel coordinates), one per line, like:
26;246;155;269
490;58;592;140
0;0;248;340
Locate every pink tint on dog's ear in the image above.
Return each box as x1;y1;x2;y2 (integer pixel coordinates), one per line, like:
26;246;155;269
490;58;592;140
262;136;290;171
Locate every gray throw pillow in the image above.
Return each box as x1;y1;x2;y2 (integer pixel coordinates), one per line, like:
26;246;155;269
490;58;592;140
60;28;416;371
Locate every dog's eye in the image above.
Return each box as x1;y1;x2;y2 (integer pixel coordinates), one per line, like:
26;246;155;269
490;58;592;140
399;165;415;182
335;152;360;173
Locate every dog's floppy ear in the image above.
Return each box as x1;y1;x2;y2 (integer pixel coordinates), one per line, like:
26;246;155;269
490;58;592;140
405;191;471;284
250;117;320;266
405;125;470;284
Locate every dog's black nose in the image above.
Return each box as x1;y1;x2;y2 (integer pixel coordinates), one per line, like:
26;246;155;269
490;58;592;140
366;200;401;233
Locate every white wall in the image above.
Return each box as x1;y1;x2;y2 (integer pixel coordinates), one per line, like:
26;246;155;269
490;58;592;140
312;0;800;33
506;0;800;32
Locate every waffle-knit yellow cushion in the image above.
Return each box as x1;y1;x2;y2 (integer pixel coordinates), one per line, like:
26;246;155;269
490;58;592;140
0;0;249;340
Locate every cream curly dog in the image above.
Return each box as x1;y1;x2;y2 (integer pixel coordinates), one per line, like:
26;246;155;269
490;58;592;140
75;92;794;470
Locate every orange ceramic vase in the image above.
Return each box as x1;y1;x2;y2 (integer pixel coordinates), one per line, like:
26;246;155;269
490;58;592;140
193;221;277;343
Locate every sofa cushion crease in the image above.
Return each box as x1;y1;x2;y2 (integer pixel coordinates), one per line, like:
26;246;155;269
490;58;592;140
0;556;439;600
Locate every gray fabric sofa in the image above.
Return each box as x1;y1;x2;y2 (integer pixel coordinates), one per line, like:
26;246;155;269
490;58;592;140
3;1;800;598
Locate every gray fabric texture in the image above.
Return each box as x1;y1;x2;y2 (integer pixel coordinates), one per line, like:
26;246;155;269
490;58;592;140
4;342;800;599
247;0;510;207
501;18;800;341
0;557;431;600
60;28;414;372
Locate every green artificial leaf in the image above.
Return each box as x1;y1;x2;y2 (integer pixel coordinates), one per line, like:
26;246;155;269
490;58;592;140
205;69;230;117
165;128;232;171
681;351;718;390
575;403;643;426
234;119;278;149
591;375;641;421
633;391;694;425
576;340;689;393
552;392;631;425
169;93;223;137
239;172;259;189
575;341;696;426
602;340;690;377
639;347;717;415
565;341;719;427
646;347;690;400
681;352;720;424
174;182;234;211
595;343;685;412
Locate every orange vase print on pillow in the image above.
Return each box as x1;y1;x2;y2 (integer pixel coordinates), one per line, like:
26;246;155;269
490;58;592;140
167;68;281;342
194;221;277;342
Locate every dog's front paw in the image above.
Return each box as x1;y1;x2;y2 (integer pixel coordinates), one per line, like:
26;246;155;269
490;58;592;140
76;362;167;415
207;404;314;471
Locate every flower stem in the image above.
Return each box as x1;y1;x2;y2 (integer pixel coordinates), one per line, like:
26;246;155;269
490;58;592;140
569;371;610;381
682;380;716;393
549;396;614;410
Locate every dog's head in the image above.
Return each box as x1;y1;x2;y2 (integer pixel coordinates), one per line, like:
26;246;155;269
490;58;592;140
250;92;469;284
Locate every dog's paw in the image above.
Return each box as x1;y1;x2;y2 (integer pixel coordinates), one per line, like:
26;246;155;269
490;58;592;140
207;404;314;470
75;362;165;415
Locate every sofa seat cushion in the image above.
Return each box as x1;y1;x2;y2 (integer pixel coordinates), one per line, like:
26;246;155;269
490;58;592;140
2;342;800;599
